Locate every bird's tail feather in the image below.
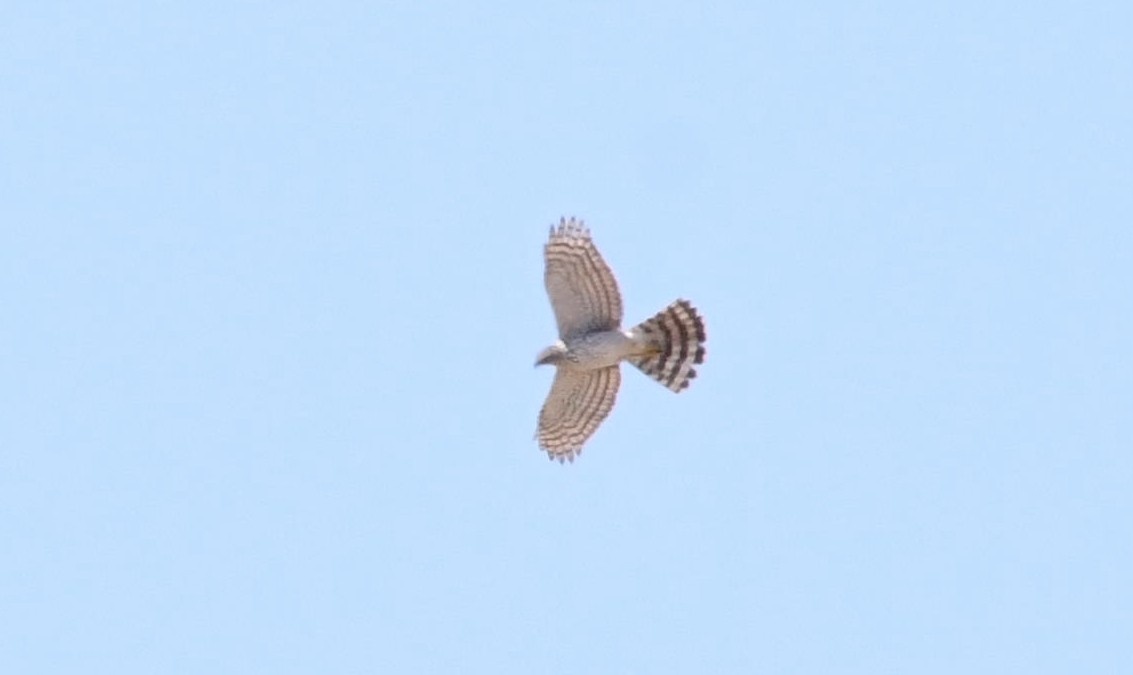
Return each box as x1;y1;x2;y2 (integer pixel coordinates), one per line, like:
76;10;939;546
627;299;706;392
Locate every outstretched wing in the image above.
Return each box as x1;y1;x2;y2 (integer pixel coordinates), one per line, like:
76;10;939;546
537;366;621;463
544;218;623;339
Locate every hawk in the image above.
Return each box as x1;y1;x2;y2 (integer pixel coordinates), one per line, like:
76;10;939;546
535;217;707;463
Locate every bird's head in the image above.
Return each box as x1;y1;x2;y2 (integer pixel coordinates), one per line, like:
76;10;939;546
534;342;567;367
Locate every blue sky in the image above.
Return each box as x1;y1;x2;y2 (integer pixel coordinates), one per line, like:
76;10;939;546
2;1;1131;673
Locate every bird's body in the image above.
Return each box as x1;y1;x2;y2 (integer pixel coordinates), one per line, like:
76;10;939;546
539;330;652;371
535;218;706;463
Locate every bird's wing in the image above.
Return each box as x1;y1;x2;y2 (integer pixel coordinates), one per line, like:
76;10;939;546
536;366;621;463
544;218;623;339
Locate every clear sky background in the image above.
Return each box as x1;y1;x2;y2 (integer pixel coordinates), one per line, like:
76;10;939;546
3;2;1131;673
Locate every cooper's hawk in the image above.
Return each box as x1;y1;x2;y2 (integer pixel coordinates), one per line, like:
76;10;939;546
535;217;707;463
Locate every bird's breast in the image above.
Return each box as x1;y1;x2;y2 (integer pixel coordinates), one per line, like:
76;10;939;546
563;331;638;370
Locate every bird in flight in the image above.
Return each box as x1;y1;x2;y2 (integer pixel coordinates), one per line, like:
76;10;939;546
535;217;707;463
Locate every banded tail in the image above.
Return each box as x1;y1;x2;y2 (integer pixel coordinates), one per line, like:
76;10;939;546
628;299;707;392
